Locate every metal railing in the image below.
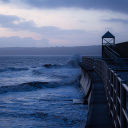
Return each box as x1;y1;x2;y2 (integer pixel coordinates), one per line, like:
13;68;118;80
102;58;128;71
104;45;120;59
104;45;120;64
82;56;128;128
82;57;94;69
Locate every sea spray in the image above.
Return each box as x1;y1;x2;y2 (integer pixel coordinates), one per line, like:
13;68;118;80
67;54;81;68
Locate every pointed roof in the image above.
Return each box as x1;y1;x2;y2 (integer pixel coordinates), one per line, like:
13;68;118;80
102;31;115;38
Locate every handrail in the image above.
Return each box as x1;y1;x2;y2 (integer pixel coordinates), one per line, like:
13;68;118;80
104;46;117;59
82;56;94;69
82;56;128;128
103;45;128;70
104;45;120;65
105;45;120;57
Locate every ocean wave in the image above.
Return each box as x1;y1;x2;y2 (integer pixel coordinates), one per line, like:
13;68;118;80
0;54;81;75
43;64;62;68
66;54;81;68
0;54;81;93
0;67;29;72
42;54;81;69
32;70;43;75
0;82;48;93
0;75;80;93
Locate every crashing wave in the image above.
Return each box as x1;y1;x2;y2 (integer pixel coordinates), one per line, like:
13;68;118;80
42;54;82;68
67;54;81;68
0;74;80;94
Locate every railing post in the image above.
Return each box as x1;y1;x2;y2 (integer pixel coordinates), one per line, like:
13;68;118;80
120;81;126;128
113;71;116;125
105;64;108;98
108;68;111;114
116;75;120;128
110;70;113;116
93;58;95;69
106;67;109;102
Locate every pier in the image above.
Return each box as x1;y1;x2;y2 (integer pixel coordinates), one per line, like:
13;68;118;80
80;31;128;128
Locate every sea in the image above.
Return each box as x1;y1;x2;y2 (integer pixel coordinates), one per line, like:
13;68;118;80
0;54;88;128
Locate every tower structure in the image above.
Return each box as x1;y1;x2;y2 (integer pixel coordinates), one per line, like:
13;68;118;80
102;31;115;46
102;31;115;58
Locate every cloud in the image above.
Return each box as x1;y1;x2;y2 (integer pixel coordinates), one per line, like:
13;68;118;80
0;15;20;24
0;14;89;46
2;0;127;14
78;20;86;23
0;36;49;47
0;14;86;37
0;0;10;3
102;18;128;24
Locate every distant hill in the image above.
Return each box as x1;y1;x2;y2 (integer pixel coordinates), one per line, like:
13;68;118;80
0;46;101;55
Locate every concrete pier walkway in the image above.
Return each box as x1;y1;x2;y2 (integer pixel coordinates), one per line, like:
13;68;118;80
79;63;114;128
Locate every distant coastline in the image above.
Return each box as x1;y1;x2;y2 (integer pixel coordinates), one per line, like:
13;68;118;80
0;45;101;55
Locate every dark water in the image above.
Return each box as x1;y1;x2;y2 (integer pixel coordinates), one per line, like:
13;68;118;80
0;55;88;128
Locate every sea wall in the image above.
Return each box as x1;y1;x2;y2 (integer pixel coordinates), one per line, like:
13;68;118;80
79;63;92;105
115;41;128;58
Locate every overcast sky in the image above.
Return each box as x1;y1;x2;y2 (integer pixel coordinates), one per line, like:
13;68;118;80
0;0;128;47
